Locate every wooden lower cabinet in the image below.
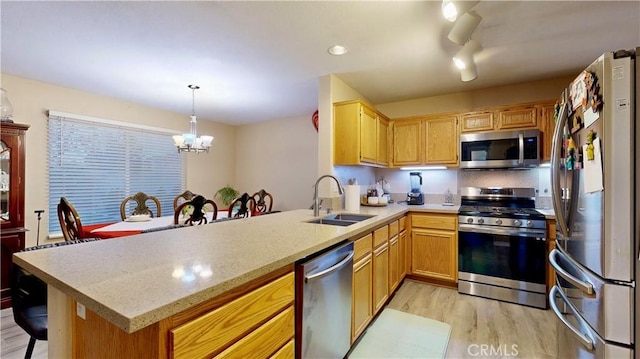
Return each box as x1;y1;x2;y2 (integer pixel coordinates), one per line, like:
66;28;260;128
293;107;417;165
388;235;399;293
352;255;373;343
70;267;294;359
372;242;389;314
399;229;407;280
410;213;458;284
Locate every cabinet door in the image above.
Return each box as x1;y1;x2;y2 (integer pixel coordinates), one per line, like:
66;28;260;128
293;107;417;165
538;102;556;162
398;230;407;280
377;116;389;166
392;121;422;165
388;236;399;293
497;106;538;130
425;116;458;164
460;111;494;133
1;231;24;308
372;242;389;314
411;228;457;282
360;105;377;163
352;255;373;343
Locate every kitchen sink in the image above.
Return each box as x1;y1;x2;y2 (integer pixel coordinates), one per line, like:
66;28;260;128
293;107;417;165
323;213;375;222
305;213;376;227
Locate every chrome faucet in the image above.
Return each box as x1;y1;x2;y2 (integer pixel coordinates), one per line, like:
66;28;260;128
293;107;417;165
313;175;344;217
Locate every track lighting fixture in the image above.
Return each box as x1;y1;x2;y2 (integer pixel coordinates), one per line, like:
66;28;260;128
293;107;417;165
447;11;482;46
441;0;479;22
453;40;481;82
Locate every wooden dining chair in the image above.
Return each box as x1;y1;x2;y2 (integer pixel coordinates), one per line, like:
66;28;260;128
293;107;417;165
120;192;161;220
252;189;274;214
174;195;218;226
228;193;256;218
57;197;85;241
173;190;197;211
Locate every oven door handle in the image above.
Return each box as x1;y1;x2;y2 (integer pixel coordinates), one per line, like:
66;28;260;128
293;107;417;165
549;285;595;351
458;224;546;238
548;249;595;295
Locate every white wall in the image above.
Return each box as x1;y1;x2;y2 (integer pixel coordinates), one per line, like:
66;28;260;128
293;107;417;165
2;74;236;246
235;115;318;210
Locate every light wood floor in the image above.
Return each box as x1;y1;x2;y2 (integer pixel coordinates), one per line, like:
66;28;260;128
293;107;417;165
386;280;558;359
0;280;557;359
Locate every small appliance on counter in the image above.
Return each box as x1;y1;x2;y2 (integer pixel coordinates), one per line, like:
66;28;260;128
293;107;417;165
406;172;424;205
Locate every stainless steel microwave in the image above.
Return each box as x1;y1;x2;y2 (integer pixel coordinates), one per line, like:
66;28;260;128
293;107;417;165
459;129;540;169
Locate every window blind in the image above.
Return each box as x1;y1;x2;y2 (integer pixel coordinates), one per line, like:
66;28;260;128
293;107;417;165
48;113;185;235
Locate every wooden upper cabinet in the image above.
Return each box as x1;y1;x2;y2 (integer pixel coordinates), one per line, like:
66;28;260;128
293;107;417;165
377;115;389;166
360;105;377;163
392;120;422;165
497;105;538;130
460;111;494;133
425;116;458;165
538;101;557;162
334;100;389;167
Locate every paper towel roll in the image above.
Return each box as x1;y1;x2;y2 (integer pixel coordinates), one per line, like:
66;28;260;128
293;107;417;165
345;185;360;212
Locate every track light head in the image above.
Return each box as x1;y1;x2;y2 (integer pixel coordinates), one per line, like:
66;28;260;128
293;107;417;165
447;11;482;46
442;0;480;22
452;40;481;70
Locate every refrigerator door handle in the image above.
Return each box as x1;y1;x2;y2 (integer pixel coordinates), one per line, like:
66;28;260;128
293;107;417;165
551;101;570;237
549;285;595;351
549;249;595;295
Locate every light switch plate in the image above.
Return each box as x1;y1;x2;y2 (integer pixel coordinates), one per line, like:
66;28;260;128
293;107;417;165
76;303;86;319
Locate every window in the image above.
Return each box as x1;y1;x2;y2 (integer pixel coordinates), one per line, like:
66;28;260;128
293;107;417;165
48;112;185;235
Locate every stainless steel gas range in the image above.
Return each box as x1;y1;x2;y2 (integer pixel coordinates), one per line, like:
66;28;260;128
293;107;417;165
457;187;547;309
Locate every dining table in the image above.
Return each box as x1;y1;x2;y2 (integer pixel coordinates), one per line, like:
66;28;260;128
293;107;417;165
88;211;227;239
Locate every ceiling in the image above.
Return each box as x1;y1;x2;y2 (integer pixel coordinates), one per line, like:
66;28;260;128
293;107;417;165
1;1;639;125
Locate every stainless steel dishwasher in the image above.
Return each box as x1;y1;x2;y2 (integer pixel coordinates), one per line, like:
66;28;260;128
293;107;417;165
297;241;354;359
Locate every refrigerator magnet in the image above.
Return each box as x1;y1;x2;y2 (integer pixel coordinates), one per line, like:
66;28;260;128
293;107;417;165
570;71;587;110
585;71;603;113
585;130;596;161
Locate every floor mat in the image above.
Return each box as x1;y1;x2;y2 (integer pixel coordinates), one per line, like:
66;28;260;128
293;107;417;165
349;308;451;359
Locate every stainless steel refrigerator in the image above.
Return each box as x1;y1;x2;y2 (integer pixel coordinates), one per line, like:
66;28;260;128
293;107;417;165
549;48;638;358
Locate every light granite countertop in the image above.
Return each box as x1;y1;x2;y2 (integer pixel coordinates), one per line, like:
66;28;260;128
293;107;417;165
13;204;459;333
535;208;556;219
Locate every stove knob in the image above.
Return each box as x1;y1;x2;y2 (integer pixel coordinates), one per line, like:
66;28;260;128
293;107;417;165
495;219;503;225
527;220;533;227
513;220;521;226
467;217;474;224
477;218;484;224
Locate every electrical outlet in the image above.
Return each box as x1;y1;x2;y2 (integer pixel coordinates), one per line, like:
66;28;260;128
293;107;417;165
76;303;86;319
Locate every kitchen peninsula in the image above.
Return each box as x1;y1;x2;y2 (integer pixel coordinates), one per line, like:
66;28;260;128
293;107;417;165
13;204;459;358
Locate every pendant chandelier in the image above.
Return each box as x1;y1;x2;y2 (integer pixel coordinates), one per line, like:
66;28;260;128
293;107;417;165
172;85;214;153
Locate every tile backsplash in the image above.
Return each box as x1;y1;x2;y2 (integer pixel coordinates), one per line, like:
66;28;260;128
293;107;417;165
333;166;553;208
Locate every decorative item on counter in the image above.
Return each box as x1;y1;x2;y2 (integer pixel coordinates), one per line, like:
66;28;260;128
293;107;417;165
443;188;455;206
585;71;603;113
585;130;597;161
566;137;576;170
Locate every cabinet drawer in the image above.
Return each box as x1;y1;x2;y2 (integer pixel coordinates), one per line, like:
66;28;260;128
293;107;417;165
373;225;389;248
270;339;294;359
411;214;456;231
388;220;399;238
215;306;294;359
171;272;294;359
354;233;373;261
